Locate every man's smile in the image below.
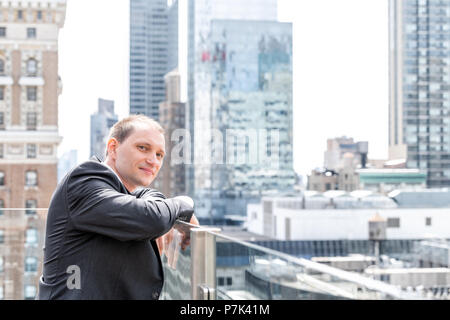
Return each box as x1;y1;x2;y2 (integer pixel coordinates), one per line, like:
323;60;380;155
140;167;155;175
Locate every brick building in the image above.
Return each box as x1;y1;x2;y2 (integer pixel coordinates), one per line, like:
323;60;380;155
0;0;66;299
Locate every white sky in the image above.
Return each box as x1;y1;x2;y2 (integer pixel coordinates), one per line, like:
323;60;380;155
57;0;129;161
58;0;389;178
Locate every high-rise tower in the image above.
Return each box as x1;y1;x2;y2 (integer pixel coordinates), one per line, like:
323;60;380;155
187;0;295;219
90;98;118;160
130;0;179;120
389;0;450;187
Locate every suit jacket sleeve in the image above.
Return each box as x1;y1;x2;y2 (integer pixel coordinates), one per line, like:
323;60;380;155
132;188;167;200
66;166;187;242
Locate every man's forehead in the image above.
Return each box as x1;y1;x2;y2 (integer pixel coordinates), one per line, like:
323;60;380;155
128;123;165;145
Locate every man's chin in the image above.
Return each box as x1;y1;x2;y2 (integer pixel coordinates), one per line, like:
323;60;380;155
142;178;155;187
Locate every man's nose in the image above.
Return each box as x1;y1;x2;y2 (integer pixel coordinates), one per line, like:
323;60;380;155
146;153;158;165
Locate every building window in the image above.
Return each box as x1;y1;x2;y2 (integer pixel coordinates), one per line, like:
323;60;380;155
17;10;23;20
0;256;3;272
0;59;4;74
380;274;390;282
263;201;273;214
37;11;42;21
0;144;3;159
0;171;4;186
27;144;36;159
226;277;232;286
25;257;38;272
426;217;432;226
0;230;4;243
26;27;36;39
26;112;37;130
27;86;37;101
0;27;5;37
25;199;36;215
25;199;37;215
0;86;4;101
0;199;3;216
0;284;3;300
25;170;37;186
24;285;36;300
26;59;37;76
0;112;4;129
25;228;38;244
218;277;224;286
387;218;400;228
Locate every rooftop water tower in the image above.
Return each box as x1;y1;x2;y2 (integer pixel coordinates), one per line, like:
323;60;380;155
369;212;387;264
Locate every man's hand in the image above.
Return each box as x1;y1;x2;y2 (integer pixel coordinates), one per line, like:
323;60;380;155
180;214;199;250
173;196;194;222
189;214;199;226
156;197;198;255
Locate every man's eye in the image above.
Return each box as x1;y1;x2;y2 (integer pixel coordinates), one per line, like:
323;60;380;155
138;146;147;151
157;153;163;158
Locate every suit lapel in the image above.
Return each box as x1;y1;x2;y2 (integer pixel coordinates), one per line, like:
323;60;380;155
90;156;132;195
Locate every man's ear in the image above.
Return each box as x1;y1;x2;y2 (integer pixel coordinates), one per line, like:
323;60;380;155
106;138;119;159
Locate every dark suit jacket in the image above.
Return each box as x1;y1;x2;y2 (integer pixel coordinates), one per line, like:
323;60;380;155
38;157;193;300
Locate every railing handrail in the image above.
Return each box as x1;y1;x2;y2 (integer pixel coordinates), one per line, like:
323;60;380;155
0;208;48;210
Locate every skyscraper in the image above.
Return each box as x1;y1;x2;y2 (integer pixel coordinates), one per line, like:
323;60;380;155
157;69;186;197
130;0;179;120
389;0;450;187
167;0;179;73
0;0;66;299
57;149;77;182
90;98;118;160
187;0;295;219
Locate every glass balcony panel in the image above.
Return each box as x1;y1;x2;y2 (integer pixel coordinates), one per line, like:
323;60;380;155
160;221;200;300
211;232;425;300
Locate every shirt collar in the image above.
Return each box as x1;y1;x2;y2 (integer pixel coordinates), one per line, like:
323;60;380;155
99;161;125;186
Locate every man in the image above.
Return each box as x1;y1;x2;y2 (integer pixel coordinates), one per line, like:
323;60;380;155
38;115;198;300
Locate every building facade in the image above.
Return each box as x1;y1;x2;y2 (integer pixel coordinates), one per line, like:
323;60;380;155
130;0;179;120
389;0;450;187
324;137;368;170
187;0;295;219
167;0;179;73
90;98;117;160
0;0;66;300
357;168;427;193
307;168;341;192
247;196;450;241
157;69;187;197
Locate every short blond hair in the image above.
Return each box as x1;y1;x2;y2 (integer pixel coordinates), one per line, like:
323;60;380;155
105;114;164;156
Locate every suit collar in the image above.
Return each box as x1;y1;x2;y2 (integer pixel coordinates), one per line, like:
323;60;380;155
90;156;131;194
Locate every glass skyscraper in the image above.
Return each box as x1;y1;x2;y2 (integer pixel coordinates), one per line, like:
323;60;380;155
188;0;295;219
90;98;118;160
129;0;179;120
389;0;450;187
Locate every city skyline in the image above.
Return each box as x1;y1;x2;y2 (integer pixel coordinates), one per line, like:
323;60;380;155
57;0;389;179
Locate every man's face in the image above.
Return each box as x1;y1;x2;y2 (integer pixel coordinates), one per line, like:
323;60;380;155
109;123;165;192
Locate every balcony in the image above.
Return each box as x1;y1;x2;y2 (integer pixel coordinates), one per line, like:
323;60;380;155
0;210;434;300
160;221;426;300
